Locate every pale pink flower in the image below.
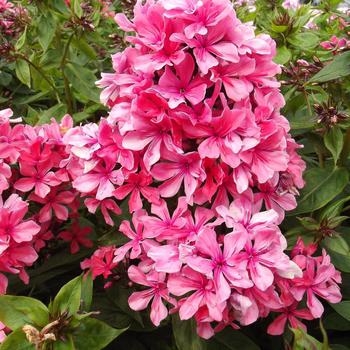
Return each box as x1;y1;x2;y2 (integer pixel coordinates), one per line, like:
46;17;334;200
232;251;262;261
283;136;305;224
128;265;176;326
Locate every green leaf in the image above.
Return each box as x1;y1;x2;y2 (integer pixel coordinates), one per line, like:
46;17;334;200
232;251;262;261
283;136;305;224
324;312;350;331
0;329;35;350
15;27;27;50
172;316;207;350
0;296;49;329
38;13;56;52
51;275;82;317
324;236;349;255
80;273;93;312
64;63;100;103
71;0;83;18
0;71;12;87
290;167;349;215
291;328;322;350
324;126;344;164
274;46;292;65
319;196;350;221
308;51;350;83
331;301;350;321
15;59;31;88
53;335;76;350
37;104;67;125
207;328;260;350
327;248;350;272
74;318;126;350
287;32;319;49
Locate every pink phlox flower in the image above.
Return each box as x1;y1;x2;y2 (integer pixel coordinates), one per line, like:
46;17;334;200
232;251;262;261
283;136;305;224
147;244;182;273
14;159;61;198
81;246;117;279
0;194;40;250
29;187;75;223
114;210;158;263
153;53;207;109
184;228;252;302
140;197;188;241
114;170;160;213
72;156;123;200
128;265;176;326
210;57;255;101
0;121;25;163
267;301;313;335
84;197;121;226
122;116;183;171
193;158;225;205
97;119;134;170
240;129;289;184
58;221;93;254
290;250;342;318
0;108;21;124
171;25;239;75
168;266;224;321
151;150;206;204
63;123;100;160
0;160;11;194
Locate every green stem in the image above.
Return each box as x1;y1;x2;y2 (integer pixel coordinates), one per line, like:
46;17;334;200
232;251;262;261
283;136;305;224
16;54;61;103
60;32;75;115
339;127;350;166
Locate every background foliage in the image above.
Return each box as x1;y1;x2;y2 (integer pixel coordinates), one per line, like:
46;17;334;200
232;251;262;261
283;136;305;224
1;0;350;349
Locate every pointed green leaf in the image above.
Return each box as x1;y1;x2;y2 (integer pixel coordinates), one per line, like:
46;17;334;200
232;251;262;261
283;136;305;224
290;167;349;215
331;301;350;321
172;315;207;350
0;296;49;329
324;126;344;165
73;318;126;350
15;59;31;88
38;13;56;52
308;51;350;83
80;273;93;312
51;275;82;317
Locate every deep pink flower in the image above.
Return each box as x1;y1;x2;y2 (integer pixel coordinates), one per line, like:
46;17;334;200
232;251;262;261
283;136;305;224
267;302;313;335
114;210;158;262
0;194;40;252
85;198;121;226
114;171;160;212
72;156;123;200
154;53;207;109
151;151;205;203
14;160;61;198
29;188;75;223
184;228;252;302
58;221;93;254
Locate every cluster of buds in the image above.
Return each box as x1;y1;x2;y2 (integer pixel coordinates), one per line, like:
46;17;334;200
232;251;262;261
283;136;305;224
320;35;350;55
0;1;30;38
315;101;348;130
281;58;323;89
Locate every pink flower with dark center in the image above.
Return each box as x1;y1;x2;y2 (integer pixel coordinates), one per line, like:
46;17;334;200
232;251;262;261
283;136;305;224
29;188;75;223
128;265;176;326
267;302;313;335
151;151;206;203
14;160;61;198
72;156;123;200
168;266;224;321
114;210;159;263
153;53;207;109
114;171;160;213
184;228;252;302
0;194;40;252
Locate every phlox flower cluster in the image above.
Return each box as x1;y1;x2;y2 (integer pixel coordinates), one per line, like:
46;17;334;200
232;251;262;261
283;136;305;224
63;0;341;338
0;109;93;294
